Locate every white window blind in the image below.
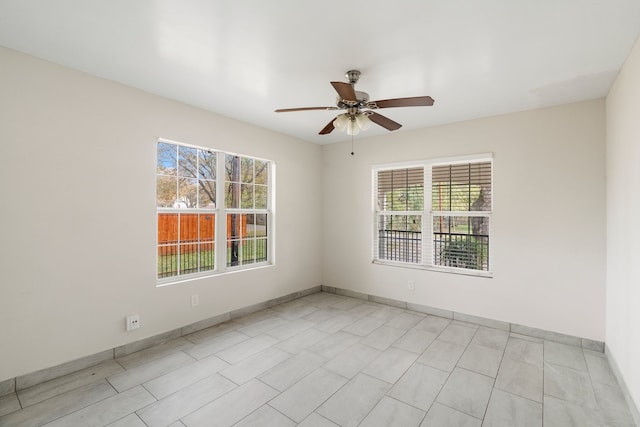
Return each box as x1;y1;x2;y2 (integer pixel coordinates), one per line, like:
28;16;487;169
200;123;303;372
375;167;424;264
432;161;492;271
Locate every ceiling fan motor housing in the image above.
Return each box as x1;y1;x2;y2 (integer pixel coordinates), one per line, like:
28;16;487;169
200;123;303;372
336;91;370;110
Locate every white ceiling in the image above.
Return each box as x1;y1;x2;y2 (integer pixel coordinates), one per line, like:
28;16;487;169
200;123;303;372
1;0;639;145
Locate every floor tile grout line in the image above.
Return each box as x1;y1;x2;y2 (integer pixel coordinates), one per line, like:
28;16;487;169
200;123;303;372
28;380;123;427
492;384;544;406
113;357;129;372
356;393;411;426
260;371;347;424
243;400;298;426
418;326;479;422
11;360;124;411
413;374;445;424
453;364;498;381
480;330;506;424
135;375;236;427
413;358;453;375
582;346;613;425
186;331;254;360
543;358;591;374
501;340;543;369
14;388;25;411
317;371;393;427
312;411;339;426
138;382;161;403
383;381;435;420
432;400;485;422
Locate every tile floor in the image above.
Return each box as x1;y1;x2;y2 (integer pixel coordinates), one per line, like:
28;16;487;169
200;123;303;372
0;292;636;426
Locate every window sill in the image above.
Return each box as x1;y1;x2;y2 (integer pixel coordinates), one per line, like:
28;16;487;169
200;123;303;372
372;259;493;278
156;262;273;287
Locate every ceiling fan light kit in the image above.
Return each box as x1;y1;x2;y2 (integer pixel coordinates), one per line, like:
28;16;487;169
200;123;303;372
333;113;349;130
355;112;372;130
275;70;434;136
333;111;372;135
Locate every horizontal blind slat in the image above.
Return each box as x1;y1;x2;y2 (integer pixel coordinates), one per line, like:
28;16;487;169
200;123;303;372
377;167;424;212
431;161;492;212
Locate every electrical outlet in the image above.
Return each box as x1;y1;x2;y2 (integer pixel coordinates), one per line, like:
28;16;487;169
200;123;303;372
408;280;415;291
126;314;140;331
191;294;199;307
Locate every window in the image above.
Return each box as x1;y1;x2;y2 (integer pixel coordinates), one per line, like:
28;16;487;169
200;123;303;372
157;140;272;282
373;155;492;275
224;155;269;267
376;167;424;264
431;162;492;271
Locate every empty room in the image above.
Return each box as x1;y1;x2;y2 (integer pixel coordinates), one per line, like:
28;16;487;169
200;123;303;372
1;1;639;426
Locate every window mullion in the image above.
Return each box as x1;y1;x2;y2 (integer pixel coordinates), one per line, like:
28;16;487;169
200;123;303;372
196;213;200;273
238;216;243;266
424;165;432;266
216;151;226;272
177;212;181;275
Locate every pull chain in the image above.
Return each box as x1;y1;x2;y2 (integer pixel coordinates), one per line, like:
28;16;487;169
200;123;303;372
350;133;354;156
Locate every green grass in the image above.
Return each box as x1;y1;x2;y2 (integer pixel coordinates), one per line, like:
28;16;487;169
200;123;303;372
158;239;267;278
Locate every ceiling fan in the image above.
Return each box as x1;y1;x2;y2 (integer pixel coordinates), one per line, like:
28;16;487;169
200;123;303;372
275;70;434;135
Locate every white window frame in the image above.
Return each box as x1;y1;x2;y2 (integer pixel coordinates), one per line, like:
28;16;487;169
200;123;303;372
156;138;274;286
222;153;272;271
372;153;493;277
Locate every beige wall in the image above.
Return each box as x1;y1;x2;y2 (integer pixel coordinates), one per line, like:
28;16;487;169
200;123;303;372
0;47;323;382
322;99;606;340
606;36;640;414
0;44;611;385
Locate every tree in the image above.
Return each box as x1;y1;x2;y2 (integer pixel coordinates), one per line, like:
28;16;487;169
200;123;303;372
470;184;490;237
156;142;216;208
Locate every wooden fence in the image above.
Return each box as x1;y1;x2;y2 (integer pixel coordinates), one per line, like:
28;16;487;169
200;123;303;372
158;213;247;254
